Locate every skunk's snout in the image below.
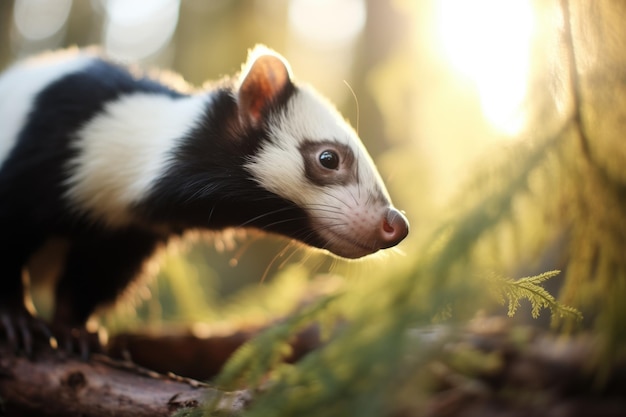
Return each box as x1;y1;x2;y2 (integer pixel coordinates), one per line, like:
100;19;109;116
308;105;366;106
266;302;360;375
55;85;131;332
379;207;409;249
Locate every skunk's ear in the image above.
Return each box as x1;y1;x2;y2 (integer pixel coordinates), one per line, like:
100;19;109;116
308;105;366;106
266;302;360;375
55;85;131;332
237;46;293;129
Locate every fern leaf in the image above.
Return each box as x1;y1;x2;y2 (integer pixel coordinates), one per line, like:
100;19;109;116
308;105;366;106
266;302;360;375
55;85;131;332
489;271;583;322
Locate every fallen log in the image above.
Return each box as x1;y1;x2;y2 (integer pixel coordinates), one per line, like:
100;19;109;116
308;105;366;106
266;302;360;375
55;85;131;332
107;322;323;381
0;345;250;417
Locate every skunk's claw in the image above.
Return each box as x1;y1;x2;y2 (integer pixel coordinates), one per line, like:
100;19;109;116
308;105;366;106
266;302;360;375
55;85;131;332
0;309;54;356
51;323;103;360
0;308;101;359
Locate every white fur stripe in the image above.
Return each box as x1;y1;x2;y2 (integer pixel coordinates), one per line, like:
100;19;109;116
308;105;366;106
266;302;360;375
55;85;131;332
245;86;393;257
247;86;388;207
0;50;94;165
65;93;209;227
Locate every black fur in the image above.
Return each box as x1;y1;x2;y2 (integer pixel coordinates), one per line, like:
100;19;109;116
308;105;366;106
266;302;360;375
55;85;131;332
0;54;317;332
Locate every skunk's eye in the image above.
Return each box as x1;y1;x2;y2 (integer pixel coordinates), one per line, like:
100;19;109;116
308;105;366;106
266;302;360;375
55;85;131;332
319;150;339;170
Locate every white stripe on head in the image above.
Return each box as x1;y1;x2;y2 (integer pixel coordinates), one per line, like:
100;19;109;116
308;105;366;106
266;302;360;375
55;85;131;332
247;86;388;206
65;93;208;227
0;49;94;165
245;86;393;257
247;87;381;201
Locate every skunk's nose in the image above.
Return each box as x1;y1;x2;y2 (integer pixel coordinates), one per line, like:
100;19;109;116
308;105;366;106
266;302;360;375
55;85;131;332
380;207;409;249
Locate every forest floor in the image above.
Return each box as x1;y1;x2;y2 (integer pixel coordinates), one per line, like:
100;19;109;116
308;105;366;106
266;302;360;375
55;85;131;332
1;317;625;416
411;318;626;417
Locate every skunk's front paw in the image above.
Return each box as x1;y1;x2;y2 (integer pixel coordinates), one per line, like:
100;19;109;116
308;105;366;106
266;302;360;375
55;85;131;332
50;322;105;360
0;307;54;356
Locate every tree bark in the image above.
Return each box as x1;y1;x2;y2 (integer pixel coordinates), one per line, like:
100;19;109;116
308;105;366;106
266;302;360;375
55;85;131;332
0;345;250;417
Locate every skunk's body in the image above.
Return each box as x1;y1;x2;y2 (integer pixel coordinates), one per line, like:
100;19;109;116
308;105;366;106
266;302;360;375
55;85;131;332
0;46;408;345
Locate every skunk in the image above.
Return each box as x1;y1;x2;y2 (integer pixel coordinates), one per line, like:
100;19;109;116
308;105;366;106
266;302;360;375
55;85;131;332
0;46;408;351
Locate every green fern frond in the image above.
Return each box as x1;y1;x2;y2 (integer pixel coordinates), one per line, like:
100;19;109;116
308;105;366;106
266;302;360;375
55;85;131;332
489;271;583;323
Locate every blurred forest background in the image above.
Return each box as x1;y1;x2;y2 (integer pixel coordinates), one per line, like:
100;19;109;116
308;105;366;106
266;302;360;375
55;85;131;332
2;1;626;415
0;0;519;329
0;0;544;327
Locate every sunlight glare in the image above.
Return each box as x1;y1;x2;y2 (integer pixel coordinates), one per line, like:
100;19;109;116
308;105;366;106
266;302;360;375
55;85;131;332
288;0;366;48
13;0;72;41
101;0;180;61
435;0;535;136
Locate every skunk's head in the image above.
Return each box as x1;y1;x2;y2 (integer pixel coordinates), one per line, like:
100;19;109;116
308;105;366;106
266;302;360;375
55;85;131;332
240;46;409;259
